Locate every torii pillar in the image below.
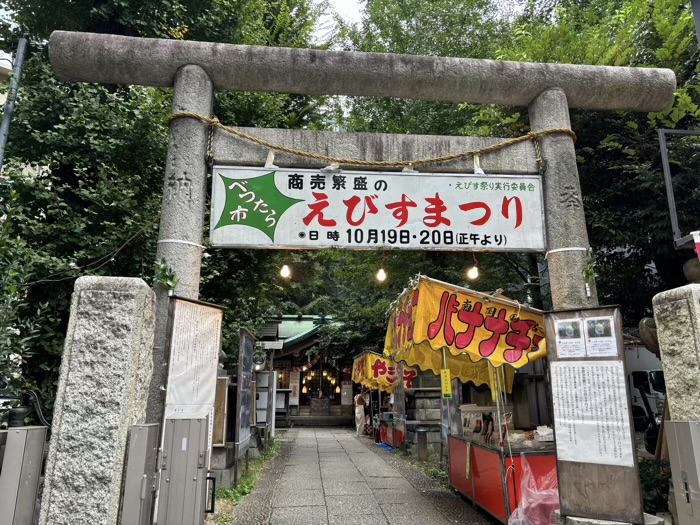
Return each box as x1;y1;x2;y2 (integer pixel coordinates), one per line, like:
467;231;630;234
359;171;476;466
48;30;675;524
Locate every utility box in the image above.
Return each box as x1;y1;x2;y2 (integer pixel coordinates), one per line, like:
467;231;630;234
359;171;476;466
121;424;159;525
0;426;47;525
156;418;210;525
666;421;700;525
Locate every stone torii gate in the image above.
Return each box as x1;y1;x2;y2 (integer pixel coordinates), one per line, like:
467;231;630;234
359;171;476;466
48;31;674;524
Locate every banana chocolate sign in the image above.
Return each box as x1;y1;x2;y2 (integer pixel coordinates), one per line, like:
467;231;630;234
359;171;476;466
384;277;547;378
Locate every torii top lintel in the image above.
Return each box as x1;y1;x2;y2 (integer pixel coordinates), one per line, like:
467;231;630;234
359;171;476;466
49;31;675;113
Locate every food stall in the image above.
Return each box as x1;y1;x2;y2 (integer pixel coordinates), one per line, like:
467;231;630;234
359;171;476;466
351;352;416;447
384;276;556;524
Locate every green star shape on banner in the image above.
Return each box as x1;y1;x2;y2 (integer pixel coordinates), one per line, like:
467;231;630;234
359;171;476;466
214;172;303;241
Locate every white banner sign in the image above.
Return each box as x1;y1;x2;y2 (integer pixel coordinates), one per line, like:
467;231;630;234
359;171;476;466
164;299;223;419
210;167;545;251
289;371;300;406
551;360;634;467
164;298;224;454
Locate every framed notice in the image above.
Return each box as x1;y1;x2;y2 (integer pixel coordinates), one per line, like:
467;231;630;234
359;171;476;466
289;371;300;406
550;360;633;467
163;296;224;453
235;328;255;460
210;166;545;251
545;306;643;524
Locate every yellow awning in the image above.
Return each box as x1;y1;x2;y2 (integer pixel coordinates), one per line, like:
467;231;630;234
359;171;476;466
383;276;547;398
351;352;416;393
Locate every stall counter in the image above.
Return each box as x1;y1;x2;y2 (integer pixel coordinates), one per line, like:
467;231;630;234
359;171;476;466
448;435;556;523
379;419;404;448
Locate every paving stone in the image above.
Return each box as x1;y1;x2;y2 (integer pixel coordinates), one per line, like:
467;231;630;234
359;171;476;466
329;515;388;525
321;469;365;482
380;503;451;525
325;495;381;516
365;477;413;490
236;427;498;525
278;476;323;491
273;488;326;507
372;488;425;504
359;469;403;478
270;506;329;525
323;481;373;496
284;465;322;479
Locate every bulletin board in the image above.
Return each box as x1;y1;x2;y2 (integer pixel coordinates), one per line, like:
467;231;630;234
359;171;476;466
545;306;643;524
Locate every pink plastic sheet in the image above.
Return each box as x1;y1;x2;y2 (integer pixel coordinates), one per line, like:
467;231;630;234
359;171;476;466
508;456;560;525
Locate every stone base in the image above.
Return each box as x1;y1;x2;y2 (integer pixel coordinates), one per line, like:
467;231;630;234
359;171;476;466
554;510;664;525
210;459;243;488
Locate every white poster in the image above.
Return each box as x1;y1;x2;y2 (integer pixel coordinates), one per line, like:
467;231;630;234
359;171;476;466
584;316;618;357
551;361;634;467
164;299;222;419
289;371;300;406
211;167;545;251
164;298;224;453
341;381;353;406
555;319;586;358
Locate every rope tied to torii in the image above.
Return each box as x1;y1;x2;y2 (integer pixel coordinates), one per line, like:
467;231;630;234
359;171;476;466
167;111;576;169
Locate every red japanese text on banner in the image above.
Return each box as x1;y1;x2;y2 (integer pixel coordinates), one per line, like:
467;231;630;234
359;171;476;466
210;167;545;251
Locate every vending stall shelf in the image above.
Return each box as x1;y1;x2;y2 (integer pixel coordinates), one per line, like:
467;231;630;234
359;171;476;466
384;276;554;524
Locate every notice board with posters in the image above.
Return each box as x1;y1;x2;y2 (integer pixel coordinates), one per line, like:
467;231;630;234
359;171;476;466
235;328;255;460
545;306;643;524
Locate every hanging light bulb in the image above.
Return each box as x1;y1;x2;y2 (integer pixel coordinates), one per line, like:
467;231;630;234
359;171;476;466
467;253;479;280
280;264;291;279
302;378;306;384
376;253;388;283
323;370;327;377
335;385;340;393
302;385;308;394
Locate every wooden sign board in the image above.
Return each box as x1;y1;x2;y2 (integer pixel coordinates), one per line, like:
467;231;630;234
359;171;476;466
212;376;229;447
545;306;643;524
234;328;255;459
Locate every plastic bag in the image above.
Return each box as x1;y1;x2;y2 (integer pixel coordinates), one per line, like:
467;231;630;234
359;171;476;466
507;456;559;525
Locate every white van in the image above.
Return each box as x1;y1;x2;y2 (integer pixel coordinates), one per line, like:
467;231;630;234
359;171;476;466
625;344;666;431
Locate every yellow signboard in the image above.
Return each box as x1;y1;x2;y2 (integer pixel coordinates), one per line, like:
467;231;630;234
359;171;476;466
351;353;416;393
440;369;452;399
383;276;547;397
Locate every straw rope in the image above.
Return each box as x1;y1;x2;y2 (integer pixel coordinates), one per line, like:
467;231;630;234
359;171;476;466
168;111;576;168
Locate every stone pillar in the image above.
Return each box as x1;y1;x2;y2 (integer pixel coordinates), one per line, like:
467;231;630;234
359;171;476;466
652;284;700;421
39;277;155;525
528;88;599;310
149;65;214;424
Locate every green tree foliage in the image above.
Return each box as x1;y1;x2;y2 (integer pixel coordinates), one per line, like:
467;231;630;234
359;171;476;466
340;0;700;326
4;0;700;415
0;0;324;412
496;0;700;322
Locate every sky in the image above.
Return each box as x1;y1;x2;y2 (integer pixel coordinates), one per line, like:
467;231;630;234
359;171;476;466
326;0;363;24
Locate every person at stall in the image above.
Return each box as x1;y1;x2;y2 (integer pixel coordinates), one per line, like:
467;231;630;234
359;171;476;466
354;387;367;436
381;395;391;412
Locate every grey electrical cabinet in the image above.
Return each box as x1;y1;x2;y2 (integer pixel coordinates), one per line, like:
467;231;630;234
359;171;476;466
666;421;700;525
155;418;210;525
121;424;160;525
0;426;47;525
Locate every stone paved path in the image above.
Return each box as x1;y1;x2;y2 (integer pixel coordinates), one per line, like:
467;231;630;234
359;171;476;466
260;428;494;525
